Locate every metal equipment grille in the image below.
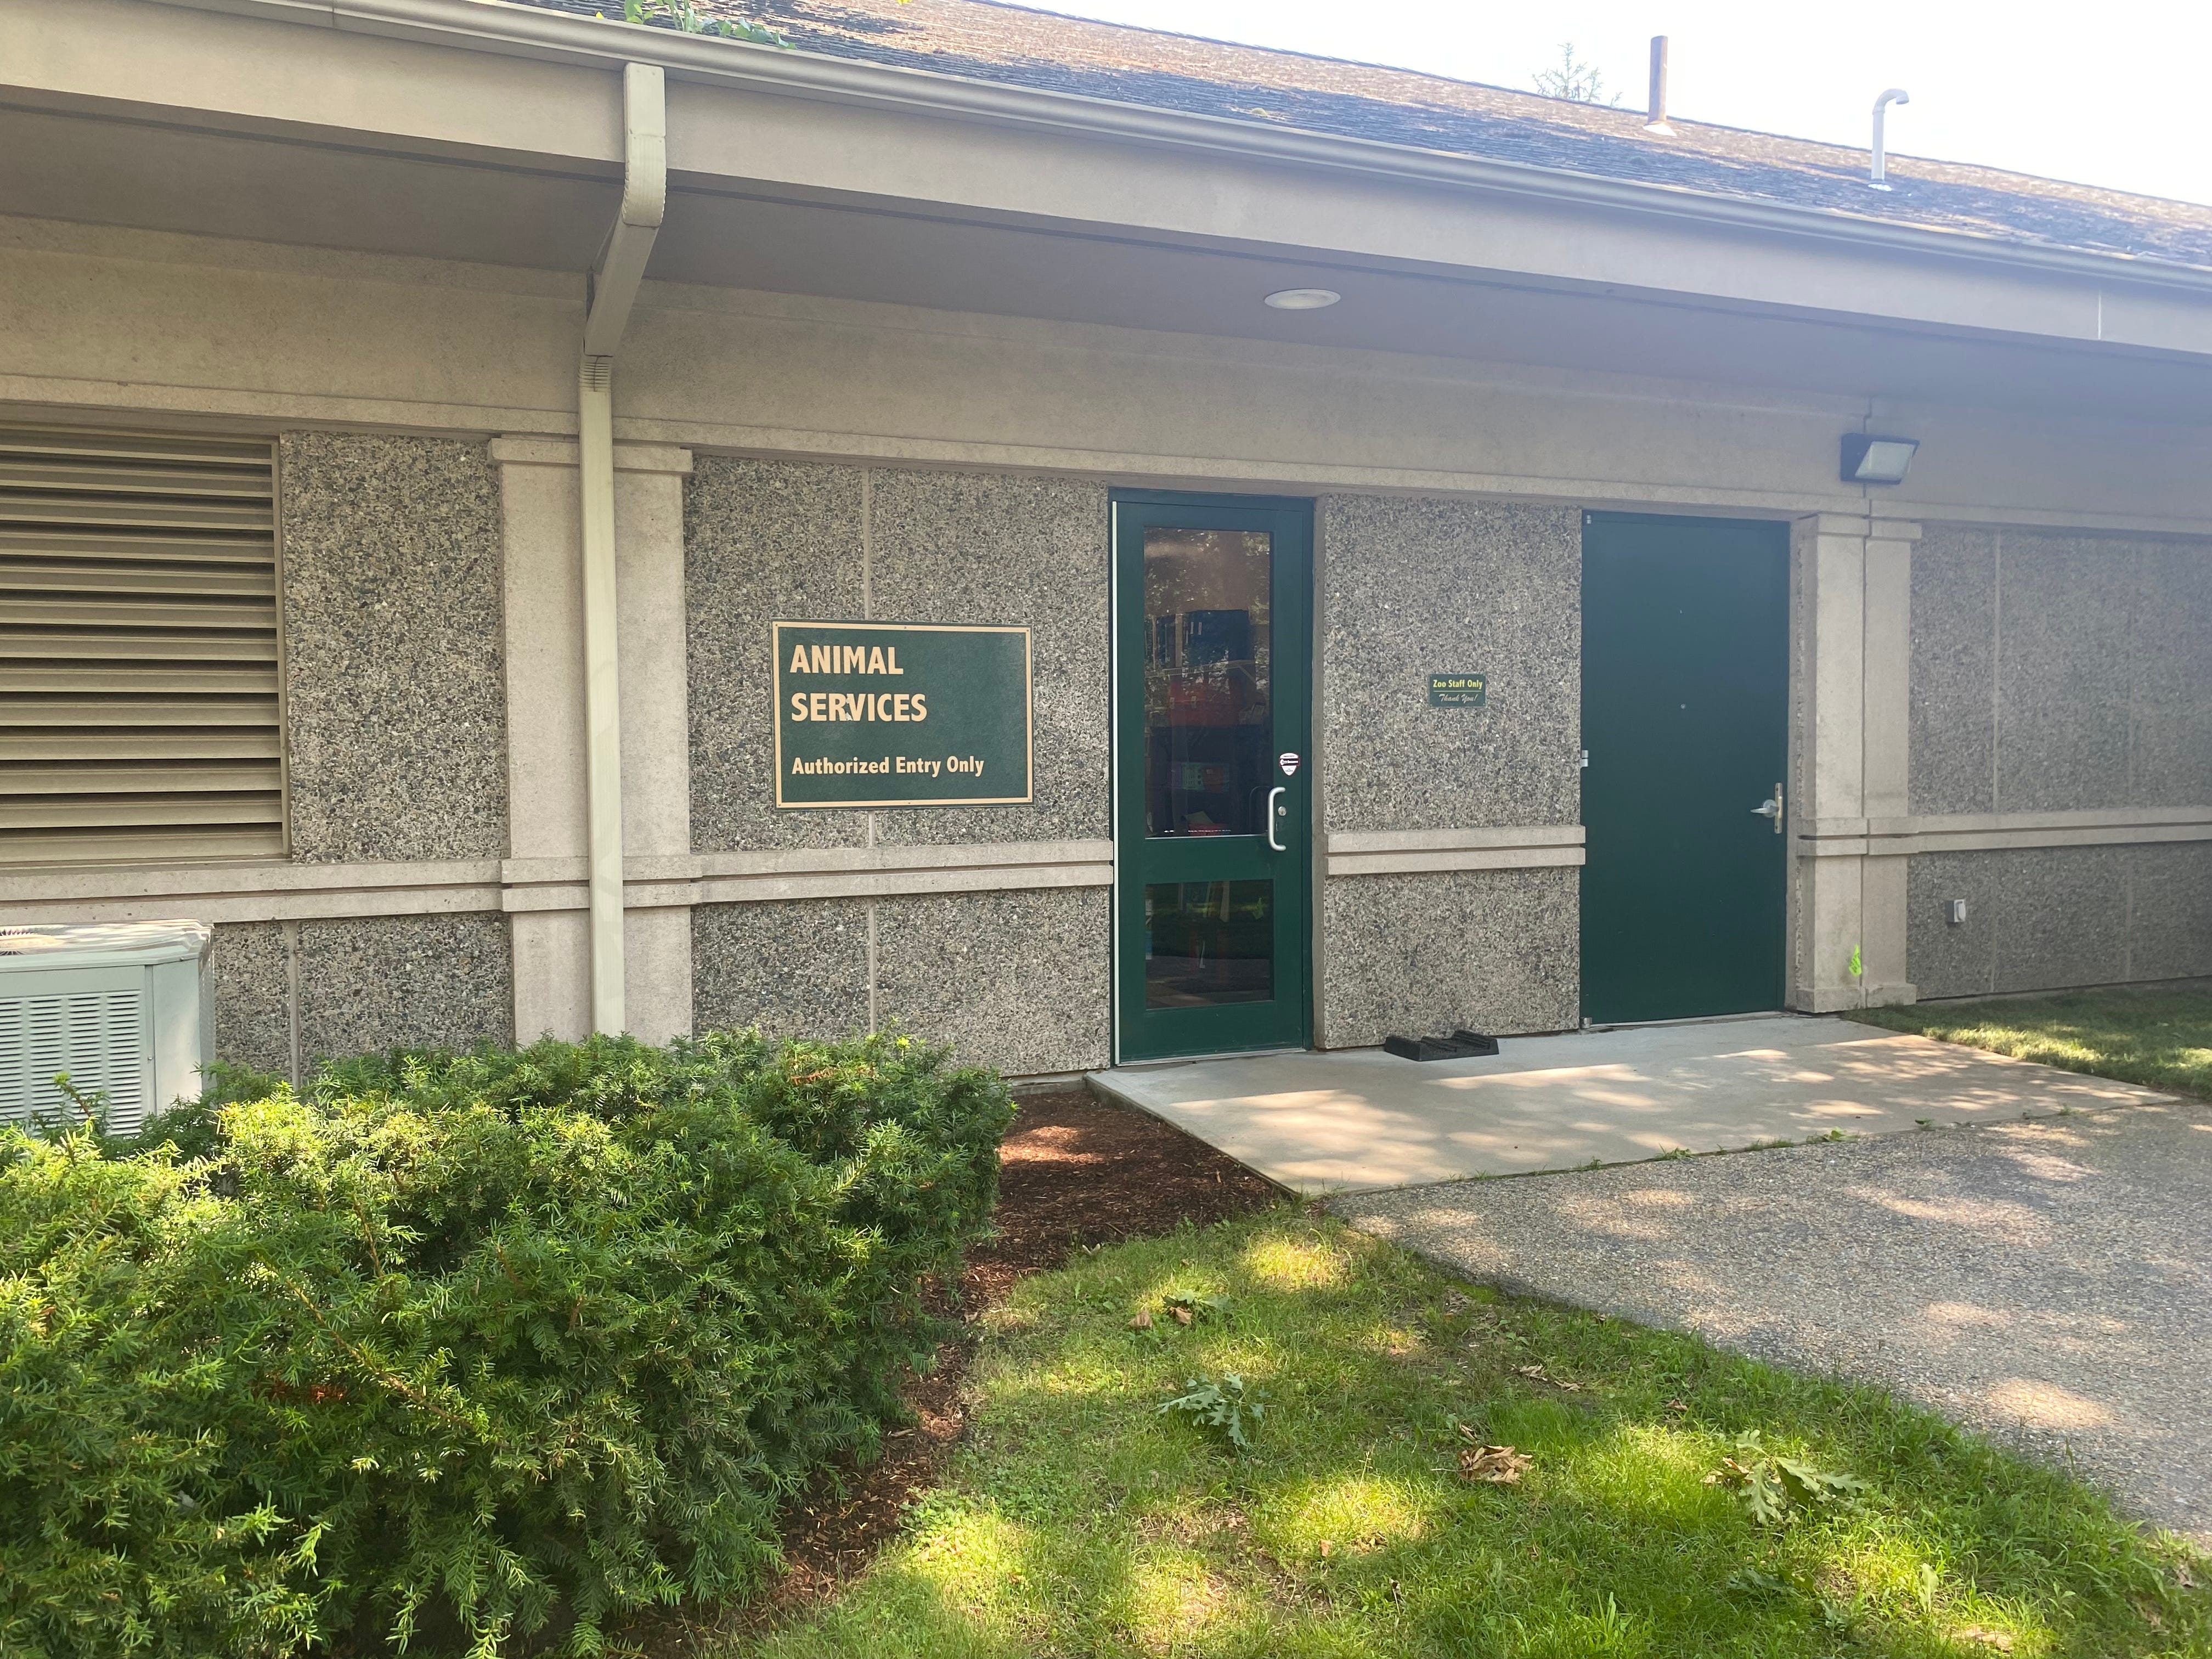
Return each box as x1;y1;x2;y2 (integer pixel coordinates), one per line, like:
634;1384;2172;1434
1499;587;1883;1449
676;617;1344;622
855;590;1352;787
0;424;284;865
0;984;149;1131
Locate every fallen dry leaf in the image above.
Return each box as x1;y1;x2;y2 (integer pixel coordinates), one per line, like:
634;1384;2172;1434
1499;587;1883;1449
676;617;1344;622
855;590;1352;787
1170;1304;1194;1327
1514;1363;1584;1392
2175;1561;2198;1591
1664;1398;1690;1414
1460;1444;1533;1485
1317;1539;1332;1558
1953;1628;2015;1652
1128;1310;1153;1330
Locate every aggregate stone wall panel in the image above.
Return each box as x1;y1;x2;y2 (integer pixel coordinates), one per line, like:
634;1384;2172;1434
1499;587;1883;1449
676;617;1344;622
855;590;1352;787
686;460;1109;853
1904;528;2212;999
1993;533;2136;815
1907;526;2212;817
1908;847;2167;1001
691;898;872;1041
295;914;512;1062
1321;869;1578;1049
1904;853;1997;1001
865;469;1110;847
875;887;1110;1075
1908;526;1997;817
2131;539;2212;808
1988;845;2128;994
1318;496;1579;834
279;433;507;862
208;921;293;1079
2127;843;2212;983
686;458;868;853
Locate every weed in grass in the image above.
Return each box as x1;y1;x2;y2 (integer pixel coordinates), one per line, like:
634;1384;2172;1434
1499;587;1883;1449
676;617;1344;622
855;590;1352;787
1705;1429;1869;1523
1158;1373;1267;1453
1724;1564;1795;1597
1161;1289;1233;1327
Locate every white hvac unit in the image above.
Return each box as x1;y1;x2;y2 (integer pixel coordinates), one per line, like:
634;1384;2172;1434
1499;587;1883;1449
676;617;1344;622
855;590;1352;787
0;921;213;1139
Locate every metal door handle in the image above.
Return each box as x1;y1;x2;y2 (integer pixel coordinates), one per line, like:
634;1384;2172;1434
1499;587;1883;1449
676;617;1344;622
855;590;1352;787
1266;786;1288;851
1751;782;1784;833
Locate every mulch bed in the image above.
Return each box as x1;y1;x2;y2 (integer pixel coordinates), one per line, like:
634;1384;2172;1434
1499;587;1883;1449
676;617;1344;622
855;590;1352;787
639;1087;1282;1650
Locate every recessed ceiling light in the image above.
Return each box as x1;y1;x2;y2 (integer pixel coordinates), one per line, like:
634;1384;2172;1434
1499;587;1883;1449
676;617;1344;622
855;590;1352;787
1263;288;1341;311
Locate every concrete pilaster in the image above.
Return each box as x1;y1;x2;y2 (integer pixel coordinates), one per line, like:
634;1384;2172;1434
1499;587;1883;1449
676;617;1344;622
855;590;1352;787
611;445;695;1043
490;437;694;1045
1790;512;1920;1012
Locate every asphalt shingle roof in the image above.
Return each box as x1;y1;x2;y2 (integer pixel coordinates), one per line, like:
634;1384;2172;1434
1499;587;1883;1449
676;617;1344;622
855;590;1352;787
517;0;2212;273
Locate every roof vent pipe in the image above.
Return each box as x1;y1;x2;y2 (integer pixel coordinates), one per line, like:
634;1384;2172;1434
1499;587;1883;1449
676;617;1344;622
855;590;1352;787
1870;87;1909;189
1644;36;1673;134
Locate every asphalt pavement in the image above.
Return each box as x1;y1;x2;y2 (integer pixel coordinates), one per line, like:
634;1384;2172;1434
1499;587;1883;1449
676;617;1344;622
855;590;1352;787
1337;1098;2212;1547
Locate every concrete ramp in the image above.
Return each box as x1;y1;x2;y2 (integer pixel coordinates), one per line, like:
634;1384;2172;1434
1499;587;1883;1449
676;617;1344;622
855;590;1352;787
1088;1015;2171;1193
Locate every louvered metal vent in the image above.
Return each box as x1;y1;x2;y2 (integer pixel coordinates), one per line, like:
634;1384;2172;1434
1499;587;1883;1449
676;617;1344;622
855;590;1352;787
0;424;284;865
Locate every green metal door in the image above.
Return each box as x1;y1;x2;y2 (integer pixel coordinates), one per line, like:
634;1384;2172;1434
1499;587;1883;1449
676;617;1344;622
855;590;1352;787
1113;492;1312;1061
1580;512;1789;1024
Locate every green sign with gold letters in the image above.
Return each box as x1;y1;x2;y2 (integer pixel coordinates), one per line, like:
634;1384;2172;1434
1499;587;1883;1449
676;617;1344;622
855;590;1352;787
773;621;1032;808
1426;671;1487;708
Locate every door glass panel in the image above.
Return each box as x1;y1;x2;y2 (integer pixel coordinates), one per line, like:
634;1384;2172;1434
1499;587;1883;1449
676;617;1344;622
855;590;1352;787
1143;529;1272;838
1144;881;1274;1007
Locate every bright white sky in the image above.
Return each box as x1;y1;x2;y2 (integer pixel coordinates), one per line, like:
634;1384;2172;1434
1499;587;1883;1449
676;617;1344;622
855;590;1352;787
1033;0;2212;207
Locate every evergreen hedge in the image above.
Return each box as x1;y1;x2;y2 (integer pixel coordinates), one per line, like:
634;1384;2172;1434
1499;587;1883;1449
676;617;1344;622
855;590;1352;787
0;1029;1013;1659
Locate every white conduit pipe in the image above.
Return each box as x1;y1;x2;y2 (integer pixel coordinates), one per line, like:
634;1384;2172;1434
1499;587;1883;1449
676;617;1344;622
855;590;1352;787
579;61;667;1033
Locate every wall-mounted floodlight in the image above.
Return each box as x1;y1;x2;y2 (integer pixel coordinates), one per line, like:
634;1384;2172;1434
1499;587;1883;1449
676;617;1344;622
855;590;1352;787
1870;88;1910;189
1842;432;1919;484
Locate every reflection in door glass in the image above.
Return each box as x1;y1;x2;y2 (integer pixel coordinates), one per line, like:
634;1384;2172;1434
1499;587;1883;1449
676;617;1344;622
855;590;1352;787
1144;881;1273;1007
1143;529;1272;837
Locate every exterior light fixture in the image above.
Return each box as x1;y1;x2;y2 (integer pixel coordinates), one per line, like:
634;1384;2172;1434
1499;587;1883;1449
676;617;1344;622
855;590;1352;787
1263;288;1341;310
1841;432;1919;484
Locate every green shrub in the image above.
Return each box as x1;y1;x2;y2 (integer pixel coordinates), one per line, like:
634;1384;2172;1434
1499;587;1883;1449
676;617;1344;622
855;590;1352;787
0;1029;1012;1659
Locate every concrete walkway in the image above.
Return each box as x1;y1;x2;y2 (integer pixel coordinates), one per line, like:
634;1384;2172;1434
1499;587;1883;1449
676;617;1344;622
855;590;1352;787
1336;1101;2212;1547
1090;1015;2172;1193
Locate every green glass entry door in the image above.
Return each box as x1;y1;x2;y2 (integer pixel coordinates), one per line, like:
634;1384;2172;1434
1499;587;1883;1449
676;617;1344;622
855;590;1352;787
1113;492;1312;1061
1581;512;1789;1024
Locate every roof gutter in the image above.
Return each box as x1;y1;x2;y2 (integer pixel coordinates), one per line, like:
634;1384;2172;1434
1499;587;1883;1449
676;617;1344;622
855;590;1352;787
154;0;2212;300
577;59;665;1034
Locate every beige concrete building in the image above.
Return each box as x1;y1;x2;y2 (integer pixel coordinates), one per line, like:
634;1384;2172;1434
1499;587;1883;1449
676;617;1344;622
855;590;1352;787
2;0;2207;1081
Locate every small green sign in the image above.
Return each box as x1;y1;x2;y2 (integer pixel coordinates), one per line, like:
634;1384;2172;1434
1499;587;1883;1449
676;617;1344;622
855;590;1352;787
1427;672;1487;708
774;621;1032;808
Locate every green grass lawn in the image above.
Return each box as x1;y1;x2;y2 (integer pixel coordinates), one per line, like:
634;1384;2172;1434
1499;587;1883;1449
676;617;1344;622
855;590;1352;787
720;1211;2207;1659
1849;985;2212;1100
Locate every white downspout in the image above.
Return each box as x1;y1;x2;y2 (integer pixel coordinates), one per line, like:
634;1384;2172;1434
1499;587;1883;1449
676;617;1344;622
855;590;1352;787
579;61;667;1033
